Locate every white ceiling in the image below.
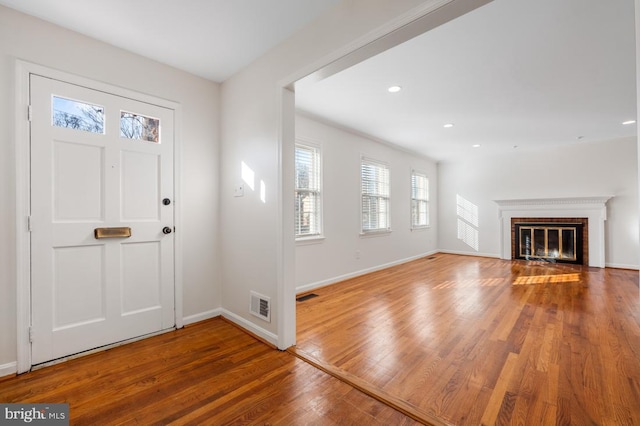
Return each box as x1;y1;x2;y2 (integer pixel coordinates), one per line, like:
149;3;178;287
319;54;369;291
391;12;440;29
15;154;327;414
0;0;341;82
1;0;636;162
297;0;637;162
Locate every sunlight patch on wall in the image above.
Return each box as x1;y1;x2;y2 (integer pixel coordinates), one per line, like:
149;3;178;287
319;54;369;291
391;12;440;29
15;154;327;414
260;180;266;203
456;194;479;251
241;161;255;191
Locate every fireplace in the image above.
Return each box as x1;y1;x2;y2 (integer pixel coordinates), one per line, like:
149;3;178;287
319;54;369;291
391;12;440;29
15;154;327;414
495;197;611;268
512;218;587;265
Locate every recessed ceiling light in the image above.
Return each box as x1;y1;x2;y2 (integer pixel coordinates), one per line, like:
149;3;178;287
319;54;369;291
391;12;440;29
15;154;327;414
622;120;636;125
387;85;402;93
472;144;481;148
443;123;454;128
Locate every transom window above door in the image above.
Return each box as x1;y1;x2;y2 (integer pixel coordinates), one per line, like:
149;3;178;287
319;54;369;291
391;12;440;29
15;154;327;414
120;111;160;143
51;97;161;144
52;96;104;134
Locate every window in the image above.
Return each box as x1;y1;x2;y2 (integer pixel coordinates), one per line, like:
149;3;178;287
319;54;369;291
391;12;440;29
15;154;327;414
295;143;322;238
411;171;429;228
52;96;104;134
361;158;390;233
120;111;160;143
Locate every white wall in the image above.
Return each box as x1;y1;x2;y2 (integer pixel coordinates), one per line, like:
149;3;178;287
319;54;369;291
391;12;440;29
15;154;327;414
295;114;437;291
437;137;639;269
0;6;221;371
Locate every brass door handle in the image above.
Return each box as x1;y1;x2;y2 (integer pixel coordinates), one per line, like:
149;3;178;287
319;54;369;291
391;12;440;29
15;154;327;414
94;227;132;239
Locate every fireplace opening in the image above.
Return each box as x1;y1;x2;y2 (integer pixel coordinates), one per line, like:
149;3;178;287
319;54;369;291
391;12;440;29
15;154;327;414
511;218;588;265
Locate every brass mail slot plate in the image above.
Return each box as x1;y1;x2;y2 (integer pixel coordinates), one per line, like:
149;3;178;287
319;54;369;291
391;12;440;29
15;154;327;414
94;227;132;239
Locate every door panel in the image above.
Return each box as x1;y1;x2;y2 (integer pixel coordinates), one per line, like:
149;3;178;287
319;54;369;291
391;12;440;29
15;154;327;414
121;241;161;314
53;141;104;221
121;151;160;220
30;74;175;365
53;245;105;329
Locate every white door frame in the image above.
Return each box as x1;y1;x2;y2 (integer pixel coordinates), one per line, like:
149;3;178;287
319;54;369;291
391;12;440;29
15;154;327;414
15;61;183;373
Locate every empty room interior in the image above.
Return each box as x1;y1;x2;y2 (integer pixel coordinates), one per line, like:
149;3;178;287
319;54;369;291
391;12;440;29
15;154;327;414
0;0;639;425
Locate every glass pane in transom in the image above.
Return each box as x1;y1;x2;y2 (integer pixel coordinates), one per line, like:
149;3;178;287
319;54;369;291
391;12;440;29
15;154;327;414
52;96;105;134
120;111;160;143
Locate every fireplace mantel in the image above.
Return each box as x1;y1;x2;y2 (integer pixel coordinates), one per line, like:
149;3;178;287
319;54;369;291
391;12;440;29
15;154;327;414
494;196;612;208
494;196;613;268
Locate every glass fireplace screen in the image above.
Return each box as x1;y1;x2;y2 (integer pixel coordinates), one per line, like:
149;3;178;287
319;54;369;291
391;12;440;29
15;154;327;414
518;225;578;261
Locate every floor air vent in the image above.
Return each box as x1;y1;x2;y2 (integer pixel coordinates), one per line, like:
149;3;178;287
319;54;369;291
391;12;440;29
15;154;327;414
250;291;271;323
296;293;319;302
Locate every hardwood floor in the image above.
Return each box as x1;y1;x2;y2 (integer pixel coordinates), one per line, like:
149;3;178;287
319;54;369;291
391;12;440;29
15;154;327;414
2;254;638;425
294;254;640;425
0;318;418;425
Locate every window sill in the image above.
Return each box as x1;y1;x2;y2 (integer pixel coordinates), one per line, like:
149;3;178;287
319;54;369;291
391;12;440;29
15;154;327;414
411;225;431;231
359;229;392;238
296;235;325;245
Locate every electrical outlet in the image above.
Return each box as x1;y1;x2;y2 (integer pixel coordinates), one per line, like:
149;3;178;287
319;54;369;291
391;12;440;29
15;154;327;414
234;184;244;197
355;250;361;259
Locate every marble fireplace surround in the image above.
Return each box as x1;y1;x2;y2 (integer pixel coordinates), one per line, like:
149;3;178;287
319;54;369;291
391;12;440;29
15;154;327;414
494;197;612;268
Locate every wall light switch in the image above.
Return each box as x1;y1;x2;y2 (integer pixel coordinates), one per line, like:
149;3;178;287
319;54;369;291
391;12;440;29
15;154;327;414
234;184;244;197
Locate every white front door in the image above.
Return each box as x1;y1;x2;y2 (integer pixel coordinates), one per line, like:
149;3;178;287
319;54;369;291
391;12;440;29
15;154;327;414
30;74;175;365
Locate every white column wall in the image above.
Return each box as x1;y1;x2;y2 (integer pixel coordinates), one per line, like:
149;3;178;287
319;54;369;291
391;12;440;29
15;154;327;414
219;0;484;346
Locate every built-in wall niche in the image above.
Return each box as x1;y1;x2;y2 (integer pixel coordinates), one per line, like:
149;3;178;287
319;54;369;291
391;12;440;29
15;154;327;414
495;197;611;268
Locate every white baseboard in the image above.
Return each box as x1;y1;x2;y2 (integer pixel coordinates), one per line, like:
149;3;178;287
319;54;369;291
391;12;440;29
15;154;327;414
183;308;278;347
605;263;640;270
182;308;222;326
437;249;501;259
296;250;439;294
0;361;17;378
220;309;278;347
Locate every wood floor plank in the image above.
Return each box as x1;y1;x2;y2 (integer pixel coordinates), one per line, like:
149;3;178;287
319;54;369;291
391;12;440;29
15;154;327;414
480;352;519;425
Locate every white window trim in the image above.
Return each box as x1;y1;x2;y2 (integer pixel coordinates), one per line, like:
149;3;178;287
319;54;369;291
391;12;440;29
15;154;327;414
295;138;323;240
410;169;430;230
360;156;391;235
